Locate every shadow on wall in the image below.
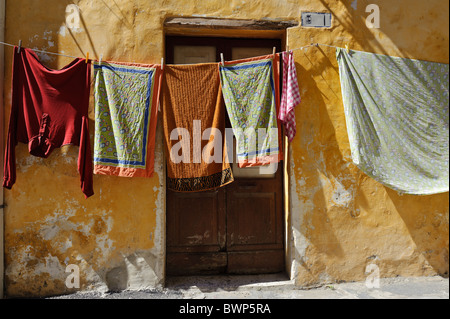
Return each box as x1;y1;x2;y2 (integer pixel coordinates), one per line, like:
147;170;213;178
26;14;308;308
292;0;449;283
293;55;371;284
386;189;449;277
3;0;449;298
317;0;389;56
291;58;343;281
294;51;449;282
320;0;449;62
104;251;162;292
338;0;449;277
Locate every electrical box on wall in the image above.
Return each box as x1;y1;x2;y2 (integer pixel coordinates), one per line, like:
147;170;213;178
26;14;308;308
301;12;332;27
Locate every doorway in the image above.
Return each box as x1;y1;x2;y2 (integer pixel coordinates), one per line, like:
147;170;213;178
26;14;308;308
165;36;284;275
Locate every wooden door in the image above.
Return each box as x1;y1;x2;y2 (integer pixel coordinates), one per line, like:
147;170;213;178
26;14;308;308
166;36;284;275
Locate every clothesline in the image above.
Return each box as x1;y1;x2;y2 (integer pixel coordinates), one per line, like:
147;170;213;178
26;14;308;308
0;40;342;65
219;43;341;64
3;38;448;197
0;41;80;60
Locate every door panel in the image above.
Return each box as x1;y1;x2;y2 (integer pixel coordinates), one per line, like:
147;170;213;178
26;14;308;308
228;250;285;274
166;252;227;275
167;190;226;253
166;36;284;276
228;192;278;247
166;189;227;274
226;168;284;274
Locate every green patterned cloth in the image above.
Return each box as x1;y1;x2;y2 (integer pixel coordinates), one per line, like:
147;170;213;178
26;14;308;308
93;62;157;172
220;58;279;167
337;48;449;195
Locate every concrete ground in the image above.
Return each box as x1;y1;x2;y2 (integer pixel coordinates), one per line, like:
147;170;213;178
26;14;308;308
50;274;449;299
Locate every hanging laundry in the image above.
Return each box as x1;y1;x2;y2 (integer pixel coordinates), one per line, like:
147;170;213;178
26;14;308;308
162;63;234;192
3;47;93;198
280;50;301;142
93;61;163;178
337;48;449;195
220;54;283;168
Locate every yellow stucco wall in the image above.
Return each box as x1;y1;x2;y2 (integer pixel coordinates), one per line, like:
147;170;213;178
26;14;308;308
2;0;448;297
286;0;449;285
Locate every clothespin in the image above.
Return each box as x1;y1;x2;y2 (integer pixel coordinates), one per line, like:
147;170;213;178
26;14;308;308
99;54;103;65
273;47;276;58
220;53;224;66
345;44;350;53
286;45;289;52
161;58;164;70
86;52;90;63
18;40;22;53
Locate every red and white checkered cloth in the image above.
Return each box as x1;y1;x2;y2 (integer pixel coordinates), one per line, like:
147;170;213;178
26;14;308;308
279;50;301;142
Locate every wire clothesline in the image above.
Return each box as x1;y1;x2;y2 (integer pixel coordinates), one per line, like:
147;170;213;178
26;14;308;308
0;40;343;65
0;40;81;60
